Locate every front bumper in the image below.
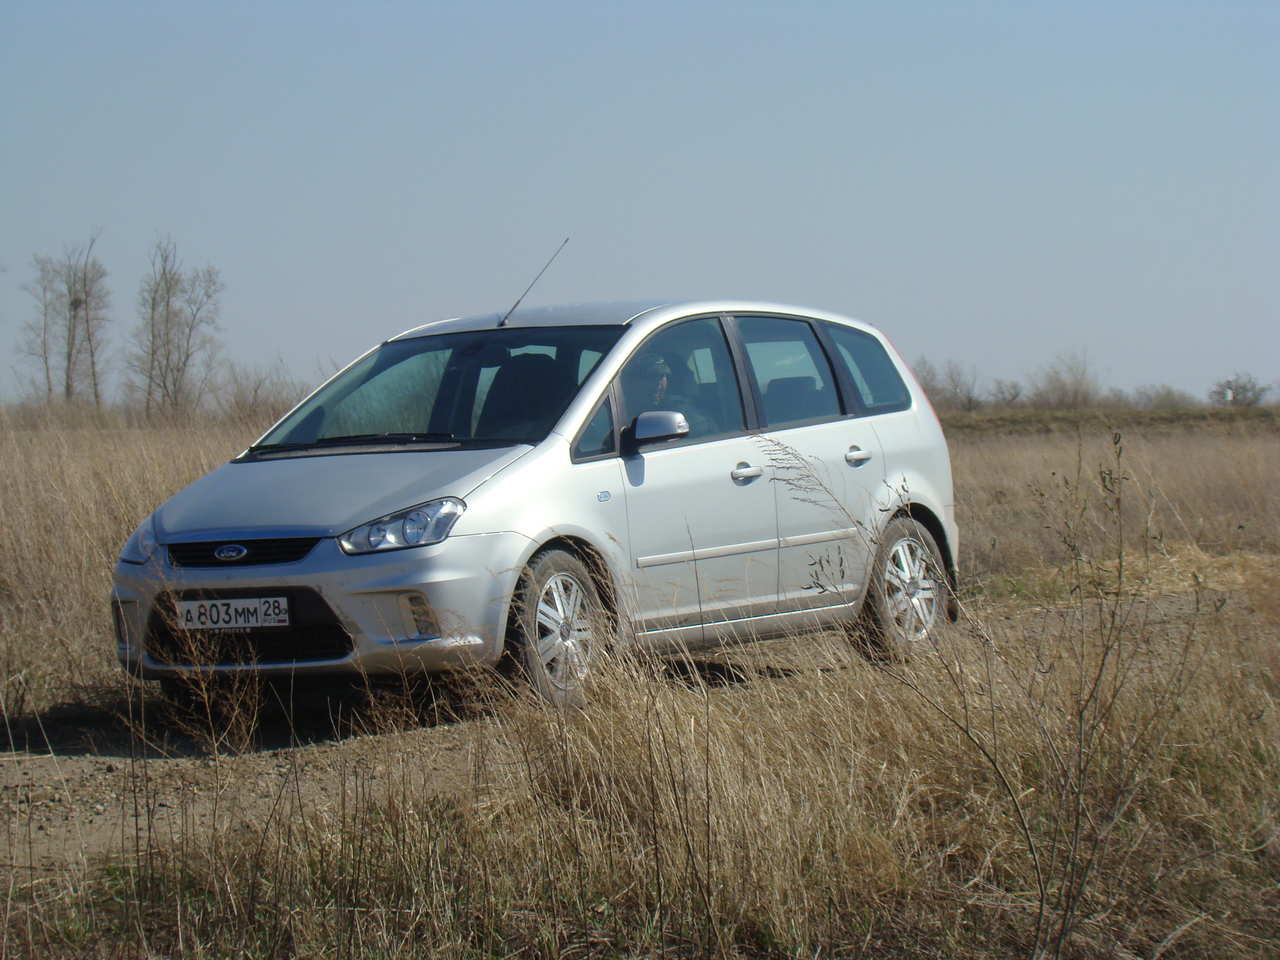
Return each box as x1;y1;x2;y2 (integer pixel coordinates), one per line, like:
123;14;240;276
111;531;532;679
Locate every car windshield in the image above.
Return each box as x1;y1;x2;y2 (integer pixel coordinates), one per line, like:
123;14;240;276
253;325;625;452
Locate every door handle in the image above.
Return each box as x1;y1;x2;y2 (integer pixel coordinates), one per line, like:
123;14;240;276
845;446;873;465
730;462;764;482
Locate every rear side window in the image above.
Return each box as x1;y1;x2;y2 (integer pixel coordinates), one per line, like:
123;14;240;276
824;324;912;415
736;316;841;428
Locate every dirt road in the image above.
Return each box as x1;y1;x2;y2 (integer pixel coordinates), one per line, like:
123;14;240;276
2;683;487;873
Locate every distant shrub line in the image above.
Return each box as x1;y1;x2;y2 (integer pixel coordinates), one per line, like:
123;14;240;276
938;404;1280;435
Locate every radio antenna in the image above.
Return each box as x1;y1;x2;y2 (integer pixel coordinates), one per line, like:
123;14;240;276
498;236;569;327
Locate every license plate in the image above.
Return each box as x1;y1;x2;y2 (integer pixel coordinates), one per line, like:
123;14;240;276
176;597;290;630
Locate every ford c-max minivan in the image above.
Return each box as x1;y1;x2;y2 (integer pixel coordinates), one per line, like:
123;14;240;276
112;300;957;703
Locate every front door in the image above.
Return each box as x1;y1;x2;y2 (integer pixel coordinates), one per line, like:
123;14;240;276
617;316;778;648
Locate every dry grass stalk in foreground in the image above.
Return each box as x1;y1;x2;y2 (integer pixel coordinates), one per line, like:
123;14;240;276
11;592;1274;957
4;430;1277;958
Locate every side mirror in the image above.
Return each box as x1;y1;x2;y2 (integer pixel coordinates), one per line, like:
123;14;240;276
631;410;690;444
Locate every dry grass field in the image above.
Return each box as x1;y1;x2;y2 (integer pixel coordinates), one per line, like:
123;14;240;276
1;408;1277;958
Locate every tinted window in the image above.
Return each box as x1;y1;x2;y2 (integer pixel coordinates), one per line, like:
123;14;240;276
262;326;625;447
824;324;912;414
618;317;744;441
737;316;841;427
573;397;615;459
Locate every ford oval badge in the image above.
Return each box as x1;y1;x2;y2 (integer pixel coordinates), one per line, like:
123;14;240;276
214;543;249;562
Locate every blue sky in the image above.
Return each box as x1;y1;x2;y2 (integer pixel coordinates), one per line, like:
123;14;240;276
2;1;1276;399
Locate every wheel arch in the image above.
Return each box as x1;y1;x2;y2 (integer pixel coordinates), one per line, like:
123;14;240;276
534;535;620;617
503;533;624;646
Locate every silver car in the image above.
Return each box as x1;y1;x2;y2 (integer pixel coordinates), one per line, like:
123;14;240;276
112;300;957;703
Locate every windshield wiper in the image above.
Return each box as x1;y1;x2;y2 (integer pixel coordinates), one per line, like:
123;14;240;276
244;441;314;454
245;433;457;456
312;432;457;446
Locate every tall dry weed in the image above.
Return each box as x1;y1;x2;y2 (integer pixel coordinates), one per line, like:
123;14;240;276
0;413;252;719
35;592;1272;957
2;419;1277;957
954;428;1280;592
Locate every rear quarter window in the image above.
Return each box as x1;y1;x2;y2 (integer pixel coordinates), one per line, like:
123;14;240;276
824;323;913;415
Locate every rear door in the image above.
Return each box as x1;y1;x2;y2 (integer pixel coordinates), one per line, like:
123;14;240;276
821;319;921;543
732;314;884;614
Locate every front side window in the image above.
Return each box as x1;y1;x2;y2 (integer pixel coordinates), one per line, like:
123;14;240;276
824;324;912;414
257;325;625;451
736;316;841;427
617;316;745;442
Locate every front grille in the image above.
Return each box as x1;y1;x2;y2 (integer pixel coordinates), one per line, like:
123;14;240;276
145;587;353;666
168;538;321;567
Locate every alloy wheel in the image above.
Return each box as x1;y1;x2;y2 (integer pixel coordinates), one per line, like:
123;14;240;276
533;572;593;689
881;537;941;643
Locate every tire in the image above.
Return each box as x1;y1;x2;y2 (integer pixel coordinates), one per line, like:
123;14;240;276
863;517;949;660
510;549;605;706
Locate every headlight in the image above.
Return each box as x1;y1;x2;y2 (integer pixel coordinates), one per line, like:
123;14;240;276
119;515;158;564
339;498;466;555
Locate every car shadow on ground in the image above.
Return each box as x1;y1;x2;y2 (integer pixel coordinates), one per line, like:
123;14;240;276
4;649;853;760
661;656;819;688
2;675;494;760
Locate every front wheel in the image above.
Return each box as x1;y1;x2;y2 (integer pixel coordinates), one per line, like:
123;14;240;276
863;517;949;660
510;550;604;706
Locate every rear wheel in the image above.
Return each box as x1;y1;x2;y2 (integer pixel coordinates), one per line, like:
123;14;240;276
510;550;604;706
863;517;948;660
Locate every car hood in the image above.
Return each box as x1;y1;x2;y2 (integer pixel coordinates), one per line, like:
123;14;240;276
154;446;531;542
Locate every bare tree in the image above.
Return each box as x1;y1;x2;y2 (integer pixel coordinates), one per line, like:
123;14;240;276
1102;386;1134;408
911;356;983;411
72;237;111;407
911;356;943;403
1133;384;1199;410
215;359;309;427
131;238;182;414
18;257;60;399
942;360;983;411
1208;372;1269;407
127;238;224;413
1027;351;1100;409
989;378;1023;407
17;236;112;405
